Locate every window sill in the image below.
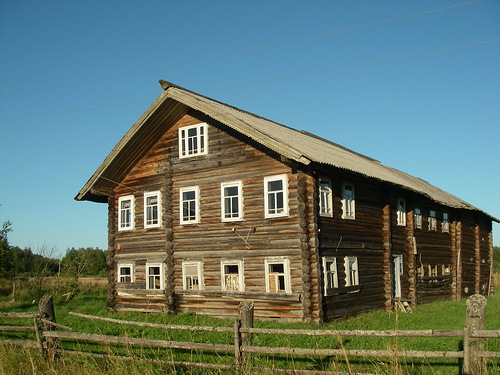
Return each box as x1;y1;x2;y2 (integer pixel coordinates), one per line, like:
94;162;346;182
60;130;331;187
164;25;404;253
325;285;363;297
177;290;300;302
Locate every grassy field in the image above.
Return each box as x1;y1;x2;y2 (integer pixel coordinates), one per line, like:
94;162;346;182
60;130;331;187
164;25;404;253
0;282;499;375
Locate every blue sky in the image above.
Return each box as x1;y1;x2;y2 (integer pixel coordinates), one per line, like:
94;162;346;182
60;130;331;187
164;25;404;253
0;0;499;258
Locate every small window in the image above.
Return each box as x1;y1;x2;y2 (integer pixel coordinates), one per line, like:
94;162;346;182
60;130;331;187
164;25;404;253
319;178;333;217
146;263;163;290
414;208;422;229
221;181;243;221
264;175;288;218
179;123;208;158
221;260;244;291
429;210;437;231
442;212;449;233
341;183;355;220
182;261;204;290
118;264;134;283
180;187;200;224
322;257;338;295
265;258;291;293
144;191;161;228
344;256;359;286
118;195;134;230
396;198;406;226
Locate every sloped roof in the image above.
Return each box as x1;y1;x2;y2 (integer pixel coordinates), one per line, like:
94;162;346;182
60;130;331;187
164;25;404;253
76;81;498;222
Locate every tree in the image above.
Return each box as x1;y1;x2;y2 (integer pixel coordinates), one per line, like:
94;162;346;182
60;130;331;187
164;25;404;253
60;247;107;277
0;221;13;277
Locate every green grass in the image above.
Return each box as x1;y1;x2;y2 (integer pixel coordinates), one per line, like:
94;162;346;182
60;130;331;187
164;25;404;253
1;288;499;374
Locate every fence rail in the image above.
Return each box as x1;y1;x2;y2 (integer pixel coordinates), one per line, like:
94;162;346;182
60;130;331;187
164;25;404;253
0;295;499;375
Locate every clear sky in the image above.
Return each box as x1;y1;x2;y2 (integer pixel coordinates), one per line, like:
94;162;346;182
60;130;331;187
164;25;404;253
0;0;499;258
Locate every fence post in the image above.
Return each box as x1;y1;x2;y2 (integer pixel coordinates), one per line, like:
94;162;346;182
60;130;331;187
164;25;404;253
463;294;487;375
38;295;59;358
238;300;254;372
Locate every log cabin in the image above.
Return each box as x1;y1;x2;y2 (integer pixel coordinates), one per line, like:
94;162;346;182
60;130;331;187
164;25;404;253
76;81;498;322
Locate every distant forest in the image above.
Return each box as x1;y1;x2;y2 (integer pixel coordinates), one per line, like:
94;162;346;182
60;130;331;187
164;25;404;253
0;221;107;278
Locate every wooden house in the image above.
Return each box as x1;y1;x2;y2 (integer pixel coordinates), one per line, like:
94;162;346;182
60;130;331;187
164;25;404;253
76;81;497;322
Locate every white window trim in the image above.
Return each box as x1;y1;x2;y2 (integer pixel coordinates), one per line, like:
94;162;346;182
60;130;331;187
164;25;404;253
118;195;135;231
180;186;200;224
396;198;406;226
322;256;338;295
319;177;333;217
221;260;245;291
264;174;289;218
414;208;422;229
178;123;208;158
341;183;355;220
146;262;164;290
117;263;135;283
221;181;244;222
442;212;449;233
429;210;437;231
182;260;204;290
264;257;291;293
344;256;359;287
144;191;161;228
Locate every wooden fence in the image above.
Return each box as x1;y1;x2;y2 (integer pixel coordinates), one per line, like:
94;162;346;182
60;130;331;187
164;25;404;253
1;295;499;375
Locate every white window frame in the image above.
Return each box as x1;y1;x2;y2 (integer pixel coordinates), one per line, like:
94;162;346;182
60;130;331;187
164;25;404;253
414;208;422;229
178;123;208;158
264;174;289;218
322;256;338;295
144;191;161;228
344;256;359;287
182;260;204;291
341;183;355;220
180;186;200;224
442;212;449;233
117;263;135;283
221;260;245;291
429;210;437;231
118;195;135;231
146;263;164;290
221;181;243;222
319;177;333;217
396;198;406;226
264;257;291;293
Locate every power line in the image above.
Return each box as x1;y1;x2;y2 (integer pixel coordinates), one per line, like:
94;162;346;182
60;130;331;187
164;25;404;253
0;0;484;97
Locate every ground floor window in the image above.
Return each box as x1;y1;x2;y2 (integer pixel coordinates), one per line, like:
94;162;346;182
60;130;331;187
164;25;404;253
322;257;338;295
182;261;204;290
265;257;291;293
118;263;134;283
146;263;163;290
344;256;359;286
221;260;244;291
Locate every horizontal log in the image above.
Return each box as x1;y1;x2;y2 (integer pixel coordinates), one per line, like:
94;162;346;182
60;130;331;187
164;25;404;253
0;326;35;332
242;328;464;338
177;290;301;302
0;312;43;319
0;339;39;348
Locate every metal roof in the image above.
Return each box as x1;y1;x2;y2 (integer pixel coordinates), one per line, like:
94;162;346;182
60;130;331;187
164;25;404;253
76;81;498;222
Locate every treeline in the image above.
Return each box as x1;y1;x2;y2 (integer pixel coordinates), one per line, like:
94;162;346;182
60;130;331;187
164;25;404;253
0;221;107;278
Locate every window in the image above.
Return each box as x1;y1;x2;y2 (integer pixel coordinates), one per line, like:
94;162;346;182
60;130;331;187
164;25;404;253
180;187;200;224
429;210;437;231
264;175;288;218
322;257;338;295
396;198;406;226
221;260;244;291
144;191;161;228
414;208;422;229
319;178;333;217
182;261;204;290
344;256;359;286
442;212;449;233
146;263;163;290
118;264;134;283
179;123;207;158
265;258;291;293
341;183;355;220
118;195;134;230
221;181;243;221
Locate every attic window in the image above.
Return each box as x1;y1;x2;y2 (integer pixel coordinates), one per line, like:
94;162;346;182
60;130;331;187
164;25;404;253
179;123;207;158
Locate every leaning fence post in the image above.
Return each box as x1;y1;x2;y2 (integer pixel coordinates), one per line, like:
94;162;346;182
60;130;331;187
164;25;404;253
238;300;254;371
463;294;487;375
38;295;59;358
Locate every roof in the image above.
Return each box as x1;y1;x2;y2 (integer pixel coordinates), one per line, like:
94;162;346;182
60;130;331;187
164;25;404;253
76;81;498;222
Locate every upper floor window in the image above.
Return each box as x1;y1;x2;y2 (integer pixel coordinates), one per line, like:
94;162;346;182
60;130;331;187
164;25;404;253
442;212;449;233
341;183;355;220
344;256;359;286
180;186;200;224
396;198;406;226
319;177;333;217
322;257;338;295
414;208;422;229
429;210;437;231
118;263;134;283
221;181;243;221
264;175;288;218
118;195;134;230
182;261;204;291
265;257;291;293
221;260;244;291
144;191;161;228
179;123;207;158
146;263;164;290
